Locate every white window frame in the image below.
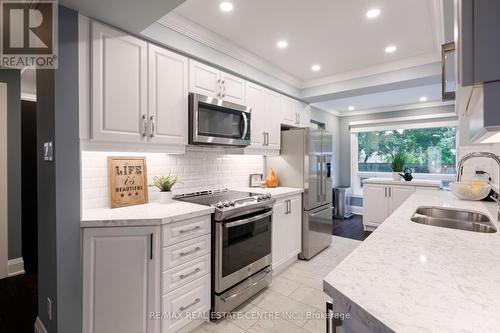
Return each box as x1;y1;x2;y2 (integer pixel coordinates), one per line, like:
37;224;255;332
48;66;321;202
350;122;458;197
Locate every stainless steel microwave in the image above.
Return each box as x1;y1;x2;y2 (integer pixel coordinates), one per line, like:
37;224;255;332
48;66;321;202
188;93;251;147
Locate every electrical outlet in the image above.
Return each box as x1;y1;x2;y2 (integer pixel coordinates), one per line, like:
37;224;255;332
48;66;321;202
47;297;52;320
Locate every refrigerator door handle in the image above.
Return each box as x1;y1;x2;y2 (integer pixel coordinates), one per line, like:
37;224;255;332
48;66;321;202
309;204;334;217
317;155;321;203
322;155;327;201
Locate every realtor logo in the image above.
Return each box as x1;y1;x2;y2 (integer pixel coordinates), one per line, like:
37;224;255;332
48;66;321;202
0;0;57;68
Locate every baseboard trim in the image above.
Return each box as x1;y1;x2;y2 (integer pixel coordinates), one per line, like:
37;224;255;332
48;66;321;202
349;206;363;215
34;317;48;333
7;257;24;277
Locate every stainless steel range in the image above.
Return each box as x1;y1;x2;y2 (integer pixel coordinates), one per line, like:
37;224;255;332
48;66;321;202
175;189;275;317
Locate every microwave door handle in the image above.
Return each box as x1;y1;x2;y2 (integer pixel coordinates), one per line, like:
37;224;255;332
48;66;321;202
241;112;248;139
224;210;273;228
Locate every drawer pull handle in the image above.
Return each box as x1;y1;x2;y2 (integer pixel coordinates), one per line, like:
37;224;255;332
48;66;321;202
179;247;201;257
179;298;200;312
179;267;202;279
179;226;201;234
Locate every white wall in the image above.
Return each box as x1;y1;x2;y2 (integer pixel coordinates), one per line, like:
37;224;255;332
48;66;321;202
81;150;264;210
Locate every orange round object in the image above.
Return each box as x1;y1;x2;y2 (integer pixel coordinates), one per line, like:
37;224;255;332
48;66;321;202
265;168;278;188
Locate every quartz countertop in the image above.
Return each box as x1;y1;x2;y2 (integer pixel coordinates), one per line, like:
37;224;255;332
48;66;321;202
363;177;442;187
81;202;214;228
323;190;500;333
230;186;304;199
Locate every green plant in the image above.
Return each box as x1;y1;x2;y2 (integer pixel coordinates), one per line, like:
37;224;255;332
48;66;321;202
151;175;177;192
389;149;407;172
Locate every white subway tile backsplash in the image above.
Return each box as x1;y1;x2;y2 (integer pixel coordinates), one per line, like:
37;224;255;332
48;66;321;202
81;151;264;210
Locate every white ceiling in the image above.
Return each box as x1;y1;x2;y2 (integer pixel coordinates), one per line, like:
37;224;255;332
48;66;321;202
312;84;444;115
171;0;442;83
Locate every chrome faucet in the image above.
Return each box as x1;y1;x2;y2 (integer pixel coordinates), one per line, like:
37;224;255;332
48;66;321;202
456;152;500;219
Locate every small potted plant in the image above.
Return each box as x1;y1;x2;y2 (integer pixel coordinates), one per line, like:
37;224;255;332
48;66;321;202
151;175;177;204
389;149;407;181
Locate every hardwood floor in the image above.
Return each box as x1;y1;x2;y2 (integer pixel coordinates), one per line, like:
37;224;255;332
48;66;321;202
0;269;37;333
332;215;371;241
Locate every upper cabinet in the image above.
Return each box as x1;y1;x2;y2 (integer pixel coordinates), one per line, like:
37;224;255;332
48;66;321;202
281;95;311;128
148;44;189;146
189;60;246;105
91;21;148;143
86;21;188;150
455;0;500;143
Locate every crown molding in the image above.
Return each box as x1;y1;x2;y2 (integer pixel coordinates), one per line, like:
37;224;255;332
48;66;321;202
323;100;455;117
157;13;302;88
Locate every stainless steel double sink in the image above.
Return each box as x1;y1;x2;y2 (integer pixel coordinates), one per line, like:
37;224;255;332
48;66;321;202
410;206;497;233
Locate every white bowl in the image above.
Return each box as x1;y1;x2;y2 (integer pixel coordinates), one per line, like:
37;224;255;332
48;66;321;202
449;182;491;201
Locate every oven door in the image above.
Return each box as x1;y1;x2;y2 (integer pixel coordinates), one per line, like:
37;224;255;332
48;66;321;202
189;93;251;146
215;210;272;293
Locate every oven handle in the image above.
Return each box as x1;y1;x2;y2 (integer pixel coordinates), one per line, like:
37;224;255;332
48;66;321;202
241;112;249;140
224;210;273;228
220;268;272;302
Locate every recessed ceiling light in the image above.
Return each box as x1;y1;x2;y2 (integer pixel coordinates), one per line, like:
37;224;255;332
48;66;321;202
385;45;397;53
219;2;234;12
348;106;355;111
277;40;288;49
366;8;381;19
311;65;321;71
419;96;428;102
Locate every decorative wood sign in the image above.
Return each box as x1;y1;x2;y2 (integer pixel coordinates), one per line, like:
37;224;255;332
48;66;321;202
108;157;148;208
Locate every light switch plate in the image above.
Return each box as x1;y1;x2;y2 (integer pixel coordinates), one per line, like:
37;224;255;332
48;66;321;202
43;142;54;161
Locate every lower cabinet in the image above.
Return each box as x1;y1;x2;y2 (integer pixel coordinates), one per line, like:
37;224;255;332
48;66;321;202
363;183;439;230
272;194;302;271
82;226;160;333
82;214;212;333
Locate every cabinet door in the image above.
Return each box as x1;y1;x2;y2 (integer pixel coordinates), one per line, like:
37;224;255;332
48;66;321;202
148;44;188;145
246;82;265;147
473;0;500;83
363;185;389;225
272;200;287;268
220;72;246;105
287;196;302;255
264;89;281;149
91;22;148;143
388;185;414;215
83;226;160;333
280;95;297;125
189;60;221;98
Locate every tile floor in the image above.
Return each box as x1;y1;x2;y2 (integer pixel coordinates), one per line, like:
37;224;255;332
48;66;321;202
192;236;361;333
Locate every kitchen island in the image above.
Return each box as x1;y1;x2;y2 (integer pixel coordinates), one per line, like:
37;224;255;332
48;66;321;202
323;190;500;333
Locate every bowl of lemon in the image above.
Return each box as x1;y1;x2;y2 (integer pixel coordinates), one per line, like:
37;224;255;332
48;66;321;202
449;181;492;201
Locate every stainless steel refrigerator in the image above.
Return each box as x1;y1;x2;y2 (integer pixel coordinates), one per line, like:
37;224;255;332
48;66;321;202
267;128;333;260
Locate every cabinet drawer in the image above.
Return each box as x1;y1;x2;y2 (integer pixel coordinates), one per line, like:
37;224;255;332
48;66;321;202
162;254;210;294
162;215;211;246
162;235;210;270
162;275;210;333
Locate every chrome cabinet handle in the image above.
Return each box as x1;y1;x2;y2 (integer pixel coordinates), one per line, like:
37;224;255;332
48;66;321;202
179;246;201;257
221;80;226;98
384;187;387;197
179;267;202;279
142;115;148;137
217;79;221;98
265;132;269;146
179;225;201;234
149;115;155;138
179;298;200;312
389;187;392;197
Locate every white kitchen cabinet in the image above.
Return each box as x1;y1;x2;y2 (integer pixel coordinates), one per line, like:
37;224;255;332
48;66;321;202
388;185;415;215
189;60;246;104
363;184;389;227
82;226;160;333
91;21;148;143
280;96;311;128
264;89;281;149
272;194;302;271
363;181;440;230
148;44;189;146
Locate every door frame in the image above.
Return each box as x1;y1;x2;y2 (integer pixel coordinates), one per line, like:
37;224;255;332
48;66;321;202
0;83;8;278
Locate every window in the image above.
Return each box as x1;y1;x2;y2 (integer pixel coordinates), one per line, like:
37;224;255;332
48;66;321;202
351;125;457;195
